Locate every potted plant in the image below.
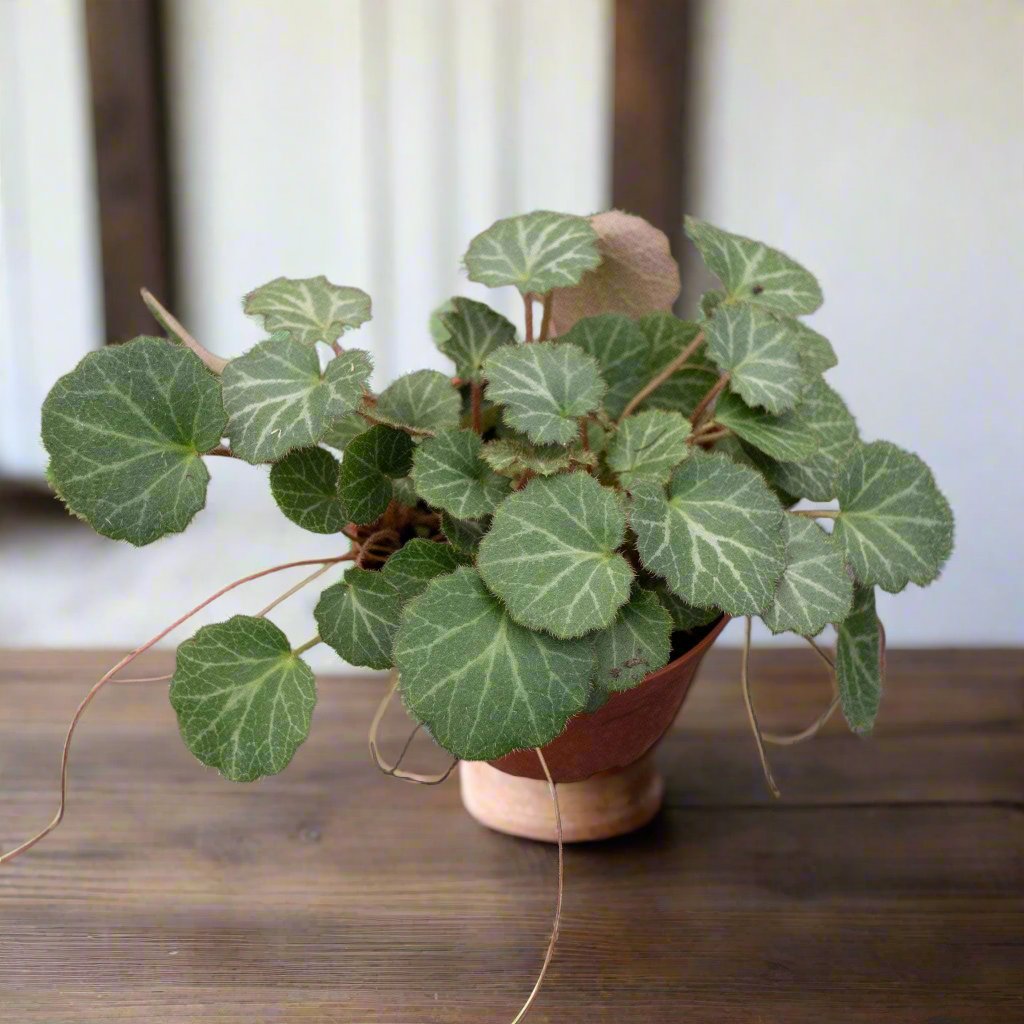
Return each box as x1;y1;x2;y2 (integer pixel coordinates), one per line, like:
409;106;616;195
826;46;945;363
4;209;953;1011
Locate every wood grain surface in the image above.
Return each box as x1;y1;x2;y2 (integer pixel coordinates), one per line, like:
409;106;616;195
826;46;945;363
1;647;1021;1022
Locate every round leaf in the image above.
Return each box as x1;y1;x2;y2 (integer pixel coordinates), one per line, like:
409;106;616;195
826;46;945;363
559;314;649;419
631;450;785;615
243;276;371;345
478;473;633;638
170;615;316;782
440;511;488;555
704;304;807;414
374;370;461;432
713;388;819;462
835;586;885;733
761;514;854;636
41;336;225;546
483;341;605;445
395;567;592;760
684;216;822;315
606;409;692;490
591;588;672;693
315;568;403;670
338;425;414;524
464;210;600;294
269;446;346;534
222;335;372;463
411;428;511;518
381;539;468;601
436;297;516;382
833;441;954;592
481;438;583;478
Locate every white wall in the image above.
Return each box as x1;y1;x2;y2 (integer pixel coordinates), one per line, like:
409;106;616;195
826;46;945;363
691;0;1024;645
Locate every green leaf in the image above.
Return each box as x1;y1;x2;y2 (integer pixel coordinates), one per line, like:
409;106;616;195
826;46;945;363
606;409;692;490
652;584;721;632
429;299;456;346
244;276;371;346
700;289;726;318
481;438;582;478
391;475;419;508
478;473;633;638
835;586;884;732
559;314;648;419
685;216;822;315
411;428;511;518
395;567;592;759
464;210;600;295
789;318;837;376
269;447;346;534
170;615;315;781
436;297;516;381
374;369;461;432
754;379;859;501
483;341;605;445
713;389;819;462
440;511;488;555
315;568;402;670
591;588;672;692
338;425;414;524
704;303;807;414
381;539;468;601
833;441;954;592
320;411;367;452
631;450;785;615
761;514;853;636
41;336;225;546
638;314;719;416
222;335;372;463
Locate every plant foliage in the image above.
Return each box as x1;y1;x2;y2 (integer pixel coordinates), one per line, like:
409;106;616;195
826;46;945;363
40;210;954;780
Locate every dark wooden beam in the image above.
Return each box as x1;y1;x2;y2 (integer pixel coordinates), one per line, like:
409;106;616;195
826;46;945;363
84;0;172;343
612;0;693;265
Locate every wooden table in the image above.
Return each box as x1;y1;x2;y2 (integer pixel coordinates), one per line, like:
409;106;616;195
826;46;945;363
1;648;1021;1022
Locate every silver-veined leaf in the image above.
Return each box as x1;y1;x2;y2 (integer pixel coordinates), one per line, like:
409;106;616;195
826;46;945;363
631;450;785;615
591;588;672;692
320;411;366;452
374;369;461;432
481;438;584;478
789;318;837;376
411;428;511;518
464;210;600;294
222;335;372;463
835;585;885;732
685;216;822;315
338;425;414;524
713;389;819;462
478;473;633;638
244;276;371;345
704;304;807;414
833;441;954;592
483;341;605;445
440;511;488;555
761;514;853;636
606;409;692;490
315;568;402;670
269;447;346;534
381;539;468;602
170;615;315;781
41;336;225;546
395;567;592;759
436;297;516;381
559;314;649;419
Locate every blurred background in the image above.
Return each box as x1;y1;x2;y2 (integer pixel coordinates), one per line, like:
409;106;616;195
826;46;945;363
1;0;1021;670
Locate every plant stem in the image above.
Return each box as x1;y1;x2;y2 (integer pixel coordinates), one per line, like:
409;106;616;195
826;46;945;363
689;426;730;446
293;635;321;657
579;418;591;452
618;331;706;423
538;292;554;341
740;616;781;799
689;372;730;427
140;288;228;374
523;293;535;342
470;380;483;433
0;553;354;867
791;508;840;519
764;636;839;746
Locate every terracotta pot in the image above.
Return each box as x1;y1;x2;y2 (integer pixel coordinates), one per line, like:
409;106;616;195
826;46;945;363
460;615;729;842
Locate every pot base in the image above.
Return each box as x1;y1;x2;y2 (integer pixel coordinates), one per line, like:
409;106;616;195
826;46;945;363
459;753;664;843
